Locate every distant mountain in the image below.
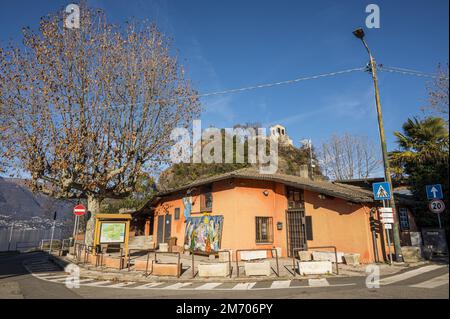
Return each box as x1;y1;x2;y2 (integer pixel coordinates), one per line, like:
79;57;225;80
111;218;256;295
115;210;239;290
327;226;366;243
0;176;75;221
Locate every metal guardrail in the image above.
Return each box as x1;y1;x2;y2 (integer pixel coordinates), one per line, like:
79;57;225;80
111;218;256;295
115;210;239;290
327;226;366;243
144;251;181;278
190;250;232;278
235;248;279;278
292;246;339;276
15;242;38;251
126;248;155;271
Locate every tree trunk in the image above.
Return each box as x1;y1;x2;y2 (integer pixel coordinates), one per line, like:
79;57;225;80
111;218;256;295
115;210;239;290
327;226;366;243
84;196;102;246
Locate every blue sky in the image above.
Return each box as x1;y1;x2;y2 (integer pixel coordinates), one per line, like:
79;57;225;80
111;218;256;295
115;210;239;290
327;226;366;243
1;0;448;161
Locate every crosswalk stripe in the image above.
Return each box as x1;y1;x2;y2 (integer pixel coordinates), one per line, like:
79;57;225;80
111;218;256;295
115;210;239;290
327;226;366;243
410;273;449;289
84;280;113;286
41;275;69;280
308;279;330;287
107;282;136;288
51;277;71;282
133;282;165;289
194;282;222;290
164;282;192;289
79;279;96;283
270;280;291;289
380;265;445;285
232;282;256;290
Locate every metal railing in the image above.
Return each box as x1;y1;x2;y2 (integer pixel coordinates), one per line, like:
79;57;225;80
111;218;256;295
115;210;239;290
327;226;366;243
143;251;181;278
292;246;339;276
126;248;155;271
235;248;279;277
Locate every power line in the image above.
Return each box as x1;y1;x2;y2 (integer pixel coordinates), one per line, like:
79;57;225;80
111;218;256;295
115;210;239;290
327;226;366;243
378;65;439;79
104;64;441;109
198;67;366;98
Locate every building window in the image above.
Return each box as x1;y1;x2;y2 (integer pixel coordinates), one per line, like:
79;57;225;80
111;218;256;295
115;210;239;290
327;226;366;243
200;186;213;212
255;217;274;243
398;207;410;230
287;188;304;209
174;208;180;220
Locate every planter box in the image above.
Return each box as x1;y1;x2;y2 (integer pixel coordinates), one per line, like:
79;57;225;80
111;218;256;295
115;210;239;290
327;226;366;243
312;251;344;263
244;261;271;276
198;263;230;277
297;260;332;275
152;262;181;277
158;243;169;252
343;253;360;266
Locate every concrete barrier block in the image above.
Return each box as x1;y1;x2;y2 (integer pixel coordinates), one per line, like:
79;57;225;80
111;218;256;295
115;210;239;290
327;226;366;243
158;243;169;252
297;260;332;275
152;262;181;276
240;250;267;261
401;246;422;263
244;261;271;276
218;251;232;262
103;256;124;269
134;259;149;271
198;263;230;277
343;253;360;266
312;251;344;263
298;251;312;261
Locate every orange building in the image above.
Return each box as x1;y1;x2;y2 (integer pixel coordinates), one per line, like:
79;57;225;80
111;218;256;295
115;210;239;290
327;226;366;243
138;168;396;263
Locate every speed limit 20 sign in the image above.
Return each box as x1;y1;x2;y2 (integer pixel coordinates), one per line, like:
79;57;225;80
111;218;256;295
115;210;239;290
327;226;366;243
429;199;445;214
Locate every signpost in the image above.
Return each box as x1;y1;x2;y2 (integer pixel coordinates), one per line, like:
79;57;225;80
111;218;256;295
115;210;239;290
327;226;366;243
373;185;393;265
426;184;443;200
429;199;445;228
73;204;87;242
373;182;391;201
426;185;445;229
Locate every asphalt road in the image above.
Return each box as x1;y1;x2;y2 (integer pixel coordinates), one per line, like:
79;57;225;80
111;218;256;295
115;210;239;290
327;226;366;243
1;252;448;299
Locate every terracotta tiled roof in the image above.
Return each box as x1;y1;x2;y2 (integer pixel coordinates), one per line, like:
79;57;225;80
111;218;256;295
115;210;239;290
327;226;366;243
156;167;374;203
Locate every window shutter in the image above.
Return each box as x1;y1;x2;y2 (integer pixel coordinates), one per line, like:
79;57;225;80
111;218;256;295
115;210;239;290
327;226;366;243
305;216;313;241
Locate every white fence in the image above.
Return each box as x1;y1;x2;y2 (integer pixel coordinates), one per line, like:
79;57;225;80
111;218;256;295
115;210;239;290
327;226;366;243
0;227;69;251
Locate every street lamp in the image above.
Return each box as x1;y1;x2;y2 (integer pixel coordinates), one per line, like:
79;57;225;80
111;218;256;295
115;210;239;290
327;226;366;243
353;27;403;263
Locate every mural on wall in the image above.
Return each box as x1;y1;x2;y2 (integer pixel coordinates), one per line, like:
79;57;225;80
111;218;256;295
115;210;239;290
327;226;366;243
184;215;223;253
182;196;192;219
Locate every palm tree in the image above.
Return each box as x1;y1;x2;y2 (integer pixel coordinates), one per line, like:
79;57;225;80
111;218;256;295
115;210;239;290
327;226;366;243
390;117;448;179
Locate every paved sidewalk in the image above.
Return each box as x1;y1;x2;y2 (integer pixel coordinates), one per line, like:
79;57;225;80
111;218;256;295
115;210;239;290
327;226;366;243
51;251;432;284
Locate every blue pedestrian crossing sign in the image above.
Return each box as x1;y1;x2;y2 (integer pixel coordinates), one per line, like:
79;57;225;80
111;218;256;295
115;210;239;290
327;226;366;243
426;184;443;200
373;182;391;200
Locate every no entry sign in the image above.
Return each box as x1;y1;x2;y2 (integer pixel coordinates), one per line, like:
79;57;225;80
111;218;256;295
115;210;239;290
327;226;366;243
73;204;87;216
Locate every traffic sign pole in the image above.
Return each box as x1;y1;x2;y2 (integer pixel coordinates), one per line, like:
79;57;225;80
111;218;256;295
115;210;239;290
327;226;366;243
383;200;393;265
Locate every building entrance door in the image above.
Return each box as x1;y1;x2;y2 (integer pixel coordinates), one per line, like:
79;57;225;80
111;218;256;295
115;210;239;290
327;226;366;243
157;214;172;244
286;209;307;257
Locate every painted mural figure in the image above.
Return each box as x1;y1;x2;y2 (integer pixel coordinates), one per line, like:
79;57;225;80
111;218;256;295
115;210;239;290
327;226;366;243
184;215;223;253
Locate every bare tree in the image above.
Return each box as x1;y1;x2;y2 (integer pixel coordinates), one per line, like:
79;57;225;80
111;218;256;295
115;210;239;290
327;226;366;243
423;63;449;126
0;5;200;244
320;133;381;180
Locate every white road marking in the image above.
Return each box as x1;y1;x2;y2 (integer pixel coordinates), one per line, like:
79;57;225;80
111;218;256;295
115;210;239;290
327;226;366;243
164;282;192;289
410;273;449;289
308;279;330;287
232;282;256;290
270;280;291;289
84;280;113;286
133;282;165;289
194;282;222;290
379;265;445;285
40;275;69;280
107;282;136;288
